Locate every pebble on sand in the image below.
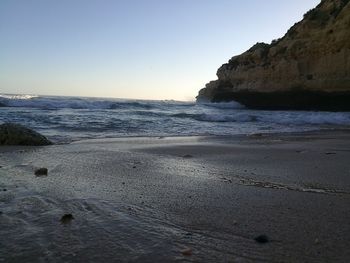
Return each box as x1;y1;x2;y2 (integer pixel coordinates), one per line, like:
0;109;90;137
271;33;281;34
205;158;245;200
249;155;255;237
35;168;48;176
60;214;74;224
181;248;192;256
254;235;269;244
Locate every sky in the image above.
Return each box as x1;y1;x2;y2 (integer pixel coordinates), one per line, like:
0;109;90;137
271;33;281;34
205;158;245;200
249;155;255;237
0;0;320;101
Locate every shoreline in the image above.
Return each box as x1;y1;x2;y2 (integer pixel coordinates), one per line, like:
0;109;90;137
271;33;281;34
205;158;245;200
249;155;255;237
1;130;350;262
50;127;350;146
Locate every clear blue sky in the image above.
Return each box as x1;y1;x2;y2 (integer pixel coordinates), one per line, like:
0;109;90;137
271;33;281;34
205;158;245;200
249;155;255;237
0;0;319;101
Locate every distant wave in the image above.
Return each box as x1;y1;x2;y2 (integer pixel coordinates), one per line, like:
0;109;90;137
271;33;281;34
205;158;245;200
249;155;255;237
109;101;154;110
172;111;350;126
172;112;256;122
0;94;241;111
199;101;245;109
0;94;161;110
0;94;38;100
1;94;350;144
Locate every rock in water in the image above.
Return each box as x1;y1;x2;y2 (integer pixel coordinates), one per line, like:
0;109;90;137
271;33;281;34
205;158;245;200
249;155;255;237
0;123;52;146
197;0;350;111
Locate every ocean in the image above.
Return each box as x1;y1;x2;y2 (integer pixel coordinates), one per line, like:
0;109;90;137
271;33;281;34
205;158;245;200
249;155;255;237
1;94;350;143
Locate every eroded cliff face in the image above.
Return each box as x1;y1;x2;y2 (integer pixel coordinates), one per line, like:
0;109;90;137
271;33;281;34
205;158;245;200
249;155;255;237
197;0;350;110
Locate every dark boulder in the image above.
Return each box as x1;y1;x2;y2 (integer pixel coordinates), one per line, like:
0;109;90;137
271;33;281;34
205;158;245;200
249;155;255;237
0;123;52;146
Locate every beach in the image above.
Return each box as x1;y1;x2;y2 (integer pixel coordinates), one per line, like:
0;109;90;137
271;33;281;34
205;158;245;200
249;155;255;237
1;131;350;262
2;0;350;261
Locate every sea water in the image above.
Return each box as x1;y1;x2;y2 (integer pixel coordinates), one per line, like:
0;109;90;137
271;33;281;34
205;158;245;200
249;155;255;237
1;94;350;143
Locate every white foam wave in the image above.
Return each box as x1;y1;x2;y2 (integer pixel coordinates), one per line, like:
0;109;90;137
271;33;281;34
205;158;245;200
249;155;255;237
0;94;38;100
0;95;156;110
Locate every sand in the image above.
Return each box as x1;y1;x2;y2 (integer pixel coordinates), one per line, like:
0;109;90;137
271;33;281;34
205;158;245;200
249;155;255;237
1;131;350;262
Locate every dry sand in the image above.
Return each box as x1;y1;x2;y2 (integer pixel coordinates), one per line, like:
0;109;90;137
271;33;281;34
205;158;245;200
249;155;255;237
0;131;350;262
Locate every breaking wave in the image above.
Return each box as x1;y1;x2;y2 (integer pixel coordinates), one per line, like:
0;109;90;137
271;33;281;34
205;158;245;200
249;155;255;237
0;95;160;110
1;94;350;142
0;94;38;100
172;113;257;122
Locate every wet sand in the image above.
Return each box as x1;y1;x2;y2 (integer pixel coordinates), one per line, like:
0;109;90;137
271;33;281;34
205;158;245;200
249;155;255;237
1;131;350;262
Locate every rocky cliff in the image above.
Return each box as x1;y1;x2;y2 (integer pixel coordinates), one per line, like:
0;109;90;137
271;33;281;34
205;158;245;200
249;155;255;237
197;0;350;111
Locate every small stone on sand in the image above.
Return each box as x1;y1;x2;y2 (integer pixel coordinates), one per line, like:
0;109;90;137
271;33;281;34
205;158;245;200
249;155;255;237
60;214;74;224
181;248;192;256
182;154;193;158
254;235;269;244
35;168;48;176
249;133;263;138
